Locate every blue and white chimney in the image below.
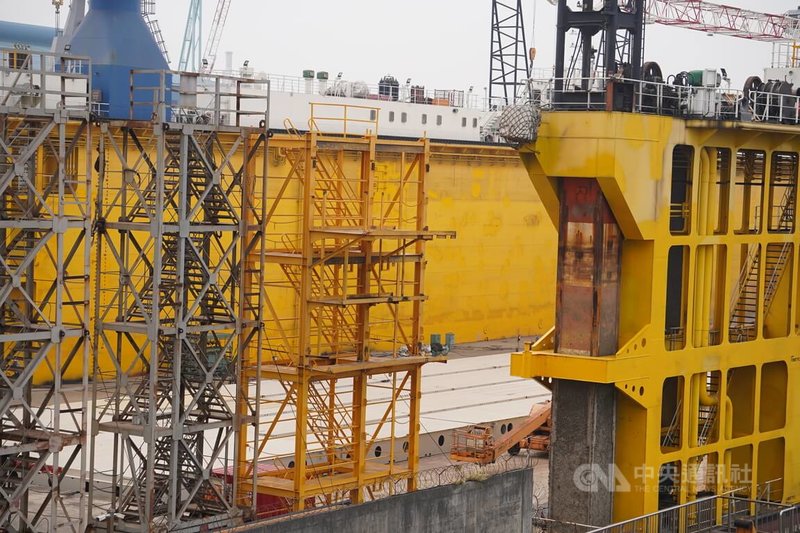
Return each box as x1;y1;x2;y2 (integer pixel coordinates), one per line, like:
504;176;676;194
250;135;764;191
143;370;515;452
65;0;168;120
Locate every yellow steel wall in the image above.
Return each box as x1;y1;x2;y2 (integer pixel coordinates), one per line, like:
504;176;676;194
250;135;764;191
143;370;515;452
513;112;800;517
423;147;555;343
46;134;555;383
263;140;556;348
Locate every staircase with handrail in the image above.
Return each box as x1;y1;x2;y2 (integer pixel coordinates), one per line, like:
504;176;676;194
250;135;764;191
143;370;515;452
729;179;795;342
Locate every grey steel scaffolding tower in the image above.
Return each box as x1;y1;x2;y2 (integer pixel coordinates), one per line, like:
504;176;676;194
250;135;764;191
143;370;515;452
0;50;93;531
89;72;268;530
489;0;530;106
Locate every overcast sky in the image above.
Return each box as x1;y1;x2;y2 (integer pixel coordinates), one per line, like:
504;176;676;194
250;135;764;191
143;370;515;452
1;0;797;91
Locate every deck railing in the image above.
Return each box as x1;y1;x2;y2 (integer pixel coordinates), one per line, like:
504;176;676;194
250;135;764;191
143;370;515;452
129;69;269;127
308;102;380;137
0;48;91;114
526;75;800;127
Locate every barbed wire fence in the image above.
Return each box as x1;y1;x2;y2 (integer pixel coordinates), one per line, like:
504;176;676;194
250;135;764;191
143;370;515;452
369;453;541;500
226;452;547;531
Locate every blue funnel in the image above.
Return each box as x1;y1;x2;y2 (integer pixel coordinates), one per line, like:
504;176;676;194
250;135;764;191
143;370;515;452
66;0;168;119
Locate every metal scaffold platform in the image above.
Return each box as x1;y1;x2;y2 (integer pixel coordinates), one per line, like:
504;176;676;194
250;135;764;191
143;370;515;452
0;49;93;531
88;71;269;530
237;111;454;515
0;46;459;531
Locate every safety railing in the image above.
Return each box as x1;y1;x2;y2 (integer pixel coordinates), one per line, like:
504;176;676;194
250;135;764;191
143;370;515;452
660;399;682;449
669;202;690;234
129;69;269;127
729;244;759;322
779;505;800;533
686;329;722;348
532;76;744;119
664;327;685;351
749;90;800;124
208;65;557;114
589;491;795;533
587;493;719;533
532;73;800;128
764;243;792;314
250;72;496;110
308;102;379;137
772;40;800;69
533;516;596;533
758;478;785;503
0;48;91;114
723;496;792;532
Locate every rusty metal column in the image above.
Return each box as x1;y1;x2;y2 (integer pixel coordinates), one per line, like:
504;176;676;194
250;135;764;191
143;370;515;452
551;178;621;530
555;178;622;356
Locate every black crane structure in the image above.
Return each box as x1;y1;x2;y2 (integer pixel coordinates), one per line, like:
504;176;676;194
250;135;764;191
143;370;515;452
553;0;645;108
489;0;530;107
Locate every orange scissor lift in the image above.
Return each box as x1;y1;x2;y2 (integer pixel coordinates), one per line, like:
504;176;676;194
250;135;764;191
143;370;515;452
450;401;552;465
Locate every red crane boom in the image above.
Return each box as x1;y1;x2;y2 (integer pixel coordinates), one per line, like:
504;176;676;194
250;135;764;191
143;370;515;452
646;0;800;42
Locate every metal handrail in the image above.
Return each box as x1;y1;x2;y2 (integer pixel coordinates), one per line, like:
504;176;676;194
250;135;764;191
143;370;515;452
664;326;686;351
129;68;269;127
530;75;742;116
526;73;800;127
749;90;800;125
587;491;723;533
661;398;682;448
770;184;797;232
764;243;792;313
0;48;92;113
226;70;552;112
729;244;759;325
308;102;380;138
758;478;784;502
779;505;800;532
669;202;691;233
588;490;791;533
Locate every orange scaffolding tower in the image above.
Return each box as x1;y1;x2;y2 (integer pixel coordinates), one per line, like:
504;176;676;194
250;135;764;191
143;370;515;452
236;114;454;515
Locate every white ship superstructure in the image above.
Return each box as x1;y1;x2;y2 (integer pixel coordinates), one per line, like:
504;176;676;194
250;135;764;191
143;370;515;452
249;70;507;142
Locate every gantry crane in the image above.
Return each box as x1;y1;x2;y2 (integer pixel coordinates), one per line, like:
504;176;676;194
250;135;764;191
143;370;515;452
544;0;800;93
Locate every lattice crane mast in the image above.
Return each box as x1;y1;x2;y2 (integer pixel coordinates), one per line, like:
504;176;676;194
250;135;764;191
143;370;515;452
646;0;800;42
179;0;203;72
204;0;232;72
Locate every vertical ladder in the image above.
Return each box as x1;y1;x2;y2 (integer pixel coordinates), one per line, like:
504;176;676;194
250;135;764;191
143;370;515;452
142;0;171;65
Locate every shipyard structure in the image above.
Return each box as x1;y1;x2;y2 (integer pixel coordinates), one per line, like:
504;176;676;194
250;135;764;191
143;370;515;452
511;0;800;531
0;0;546;531
1;0;800;532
